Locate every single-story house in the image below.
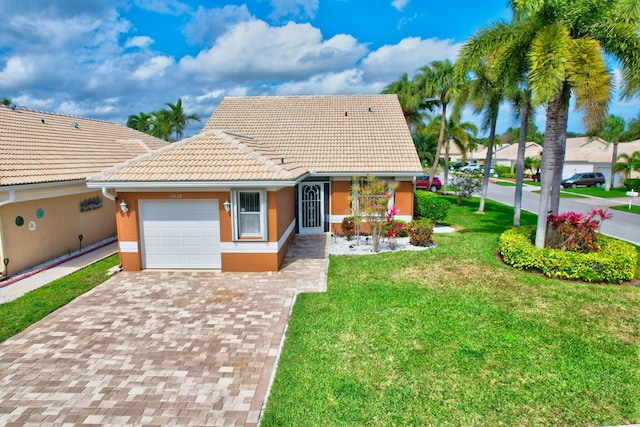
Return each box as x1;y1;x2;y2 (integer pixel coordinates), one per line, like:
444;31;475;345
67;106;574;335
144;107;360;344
87;94;424;272
563;137;640;185
0;105;167;276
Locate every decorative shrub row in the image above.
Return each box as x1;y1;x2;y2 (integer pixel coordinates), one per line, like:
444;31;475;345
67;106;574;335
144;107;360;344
414;191;450;222
498;226;638;283
382;219;408;237
494;165;511;176
623;178;640;191
406;219;434;247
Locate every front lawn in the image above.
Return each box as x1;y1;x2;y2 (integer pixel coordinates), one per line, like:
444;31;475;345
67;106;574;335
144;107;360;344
261;198;640;427
0;254;119;342
562;186;630;198
610;204;640;215
532;189;587;198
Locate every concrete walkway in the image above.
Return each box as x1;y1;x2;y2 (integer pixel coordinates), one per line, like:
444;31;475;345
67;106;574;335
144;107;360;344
0;234;329;426
0;242;119;304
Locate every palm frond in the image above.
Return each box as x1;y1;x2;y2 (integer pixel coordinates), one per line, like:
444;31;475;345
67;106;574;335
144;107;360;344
529;23;571;105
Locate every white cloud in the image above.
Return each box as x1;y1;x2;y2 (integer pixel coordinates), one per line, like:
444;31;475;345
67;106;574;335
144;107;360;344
391;0;410;11
178;20;367;83
125;36;154;49
361;37;461;83
58;97;120;117
0;57;40;88
132;0;190;15
274;69;381;95
182;5;253;45
132;56;175;80
269;0;319;20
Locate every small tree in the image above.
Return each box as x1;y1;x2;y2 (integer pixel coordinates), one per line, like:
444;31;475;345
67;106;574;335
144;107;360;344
350;175;395;252
451;171;481;205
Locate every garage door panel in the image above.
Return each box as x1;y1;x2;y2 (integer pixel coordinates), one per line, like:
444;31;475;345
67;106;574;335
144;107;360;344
140;200;221;269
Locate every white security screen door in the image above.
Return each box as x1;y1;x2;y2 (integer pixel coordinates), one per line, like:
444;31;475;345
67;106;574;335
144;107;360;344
298;183;324;234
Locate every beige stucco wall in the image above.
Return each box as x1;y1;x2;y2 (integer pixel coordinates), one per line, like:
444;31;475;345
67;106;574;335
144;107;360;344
0;191;116;275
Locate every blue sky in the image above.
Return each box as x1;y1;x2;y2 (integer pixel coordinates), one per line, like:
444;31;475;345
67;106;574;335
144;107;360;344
1;0;638;138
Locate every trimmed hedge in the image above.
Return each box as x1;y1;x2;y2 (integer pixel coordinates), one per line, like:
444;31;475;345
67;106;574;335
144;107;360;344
498;226;638;284
414;191;450;222
623;178;640;191
494;165;511;176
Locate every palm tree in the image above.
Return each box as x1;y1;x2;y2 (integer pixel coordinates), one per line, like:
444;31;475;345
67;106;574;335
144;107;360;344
126;112;152;133
149;109;173;141
423;115;477;193
508;0;640;247
415;60;467;191
1;97;11;106
382;73;429;131
597;114;626;190
412;130;438;167
165;98;200;141
614;151;640;180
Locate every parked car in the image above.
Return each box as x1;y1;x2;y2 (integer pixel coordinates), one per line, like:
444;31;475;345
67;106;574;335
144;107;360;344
449;161;469;170
561;172;605;188
460;163;482;173
415;175;442;192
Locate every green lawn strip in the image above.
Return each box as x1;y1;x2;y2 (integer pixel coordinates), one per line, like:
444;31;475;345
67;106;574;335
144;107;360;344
0;254;119;342
531;189;587;198
493;180;516;186
261;199;640;427
610;204;640;215
562;187;629;198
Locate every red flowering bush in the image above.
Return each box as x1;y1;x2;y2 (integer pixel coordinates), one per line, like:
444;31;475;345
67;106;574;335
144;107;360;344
546;208;611;253
384;206;405;239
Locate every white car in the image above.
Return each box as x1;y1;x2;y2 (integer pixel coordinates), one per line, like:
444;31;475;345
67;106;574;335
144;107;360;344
460;163;482;173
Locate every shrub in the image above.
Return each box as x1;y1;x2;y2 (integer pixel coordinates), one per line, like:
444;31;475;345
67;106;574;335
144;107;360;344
406;219;434;247
414;191;450;222
450;172;482;205
382;219;408;238
546;208;611;253
500;172;516;179
341;216;355;240
494;165;511;176
498;226;638;283
623;178;640;191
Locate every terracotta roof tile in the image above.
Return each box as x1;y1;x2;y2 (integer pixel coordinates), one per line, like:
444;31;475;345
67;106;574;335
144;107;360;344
88;130;308;183
203;94;423;174
0;105;167;187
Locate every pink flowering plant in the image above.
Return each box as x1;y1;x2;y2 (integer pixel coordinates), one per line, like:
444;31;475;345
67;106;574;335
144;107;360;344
546;208;612;253
383;206;405;250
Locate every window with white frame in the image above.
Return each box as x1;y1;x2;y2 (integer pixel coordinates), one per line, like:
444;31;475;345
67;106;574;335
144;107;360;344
233;190;267;240
350;177;395;216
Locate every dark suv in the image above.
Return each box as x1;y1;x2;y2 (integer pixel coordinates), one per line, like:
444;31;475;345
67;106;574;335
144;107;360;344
561;172;605;188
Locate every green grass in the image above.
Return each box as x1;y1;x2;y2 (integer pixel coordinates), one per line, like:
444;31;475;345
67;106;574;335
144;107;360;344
610;204;640;215
0;254;119;342
493;180;516;186
261;198;640;427
531;189;587;198
562;187;630;198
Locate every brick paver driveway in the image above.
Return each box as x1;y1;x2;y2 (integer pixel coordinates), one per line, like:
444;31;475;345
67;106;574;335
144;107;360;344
0;235;328;426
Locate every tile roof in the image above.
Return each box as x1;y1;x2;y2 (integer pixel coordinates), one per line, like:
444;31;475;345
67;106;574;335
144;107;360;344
494;142;543;161
88;130;308;183
203;94;423;174
0;105;167;187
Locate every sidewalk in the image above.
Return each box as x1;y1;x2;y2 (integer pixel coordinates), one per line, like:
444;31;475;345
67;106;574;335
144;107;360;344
0;242;118;304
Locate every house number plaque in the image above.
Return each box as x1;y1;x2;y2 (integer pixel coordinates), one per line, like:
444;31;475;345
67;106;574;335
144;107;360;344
169;194;183;199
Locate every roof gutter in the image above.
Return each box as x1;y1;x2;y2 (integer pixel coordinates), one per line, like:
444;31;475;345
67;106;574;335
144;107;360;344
101;187;117;201
0;191;16;207
87;178;306;189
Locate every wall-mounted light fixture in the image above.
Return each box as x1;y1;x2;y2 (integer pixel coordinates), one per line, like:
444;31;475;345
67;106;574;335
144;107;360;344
223;200;231;213
3;258;9;277
119;199;128;213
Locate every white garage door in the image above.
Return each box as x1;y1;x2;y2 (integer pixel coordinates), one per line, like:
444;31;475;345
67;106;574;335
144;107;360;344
139;200;221;269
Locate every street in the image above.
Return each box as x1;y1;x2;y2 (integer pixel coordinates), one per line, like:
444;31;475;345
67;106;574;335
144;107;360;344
483;181;640;245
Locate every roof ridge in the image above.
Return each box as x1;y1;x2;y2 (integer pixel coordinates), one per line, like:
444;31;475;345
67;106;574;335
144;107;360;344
218;131;296;178
0;104;119;125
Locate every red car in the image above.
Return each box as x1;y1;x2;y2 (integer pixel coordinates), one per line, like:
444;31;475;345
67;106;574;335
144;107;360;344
415;175;441;192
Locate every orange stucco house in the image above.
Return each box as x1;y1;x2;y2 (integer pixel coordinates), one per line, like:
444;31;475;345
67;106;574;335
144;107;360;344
0;105;167;276
87;94;424;272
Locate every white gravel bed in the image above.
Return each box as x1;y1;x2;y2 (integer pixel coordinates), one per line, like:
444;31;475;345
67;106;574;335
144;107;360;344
329;224;455;256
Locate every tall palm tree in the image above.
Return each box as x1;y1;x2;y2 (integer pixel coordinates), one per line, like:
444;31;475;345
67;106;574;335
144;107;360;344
509;0;640;247
149;109;173;141
423;115;477;193
415;60;467;190
382;73;429;131
165;98;200;141
126;111;152;133
614;151;640;180
597;114;626;190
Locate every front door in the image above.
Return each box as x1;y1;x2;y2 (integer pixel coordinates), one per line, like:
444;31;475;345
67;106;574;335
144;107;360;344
298;183;324;234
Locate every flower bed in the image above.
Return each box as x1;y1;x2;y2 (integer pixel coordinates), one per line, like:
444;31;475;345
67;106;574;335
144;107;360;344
498;226;637;283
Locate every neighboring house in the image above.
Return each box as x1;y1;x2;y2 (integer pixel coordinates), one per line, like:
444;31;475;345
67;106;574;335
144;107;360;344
0;105;167;276
88;94;423;272
491;142;543;170
563;137;640;186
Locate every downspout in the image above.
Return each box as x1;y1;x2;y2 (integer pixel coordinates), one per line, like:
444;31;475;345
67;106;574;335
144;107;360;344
0;191;16;207
101;187;117;201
